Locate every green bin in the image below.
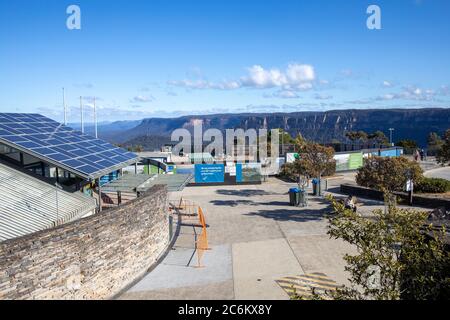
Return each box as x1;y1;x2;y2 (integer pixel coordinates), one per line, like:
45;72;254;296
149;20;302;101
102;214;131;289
289;188;300;206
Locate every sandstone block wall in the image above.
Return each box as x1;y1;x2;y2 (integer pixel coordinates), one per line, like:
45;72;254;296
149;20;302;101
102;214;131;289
0;185;169;300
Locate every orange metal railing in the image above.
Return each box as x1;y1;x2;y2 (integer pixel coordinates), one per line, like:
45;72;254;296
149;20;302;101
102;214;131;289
170;197;210;267
195;206;210;268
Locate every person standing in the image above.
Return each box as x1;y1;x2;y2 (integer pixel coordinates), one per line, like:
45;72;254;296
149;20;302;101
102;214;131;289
414;149;420;162
419;149;425;161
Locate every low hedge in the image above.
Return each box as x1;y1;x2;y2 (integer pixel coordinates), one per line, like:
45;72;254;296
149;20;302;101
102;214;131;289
416;177;450;194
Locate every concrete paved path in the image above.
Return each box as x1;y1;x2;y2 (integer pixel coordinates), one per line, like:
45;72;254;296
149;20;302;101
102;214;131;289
424;166;450;180
119;179;352;300
119;176;434;300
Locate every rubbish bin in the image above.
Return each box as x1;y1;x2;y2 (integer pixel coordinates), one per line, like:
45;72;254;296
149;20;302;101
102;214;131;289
312;179;328;196
312;179;319;196
289;187;300;206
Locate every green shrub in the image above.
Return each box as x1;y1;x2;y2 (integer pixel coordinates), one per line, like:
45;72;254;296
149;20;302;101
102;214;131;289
356;156;423;192
416;177;450;194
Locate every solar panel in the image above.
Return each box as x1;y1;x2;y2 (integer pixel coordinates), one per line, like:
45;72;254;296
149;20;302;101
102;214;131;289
0;113;138;179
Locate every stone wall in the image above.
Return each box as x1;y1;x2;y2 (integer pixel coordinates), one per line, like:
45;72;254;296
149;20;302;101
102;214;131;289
0;185;169;300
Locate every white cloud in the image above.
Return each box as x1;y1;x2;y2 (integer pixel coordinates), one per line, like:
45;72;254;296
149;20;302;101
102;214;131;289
168;79;240;90
382;81;393;88
265;90;300;99
241;65;287;88
376;85;437;101
377;93;396;101
286;64;315;83
241;63;315;89
130;95;154;103
278;90;300;98
314;93;333;100
439;85;450;96
169;63;316;92
340;69;353;77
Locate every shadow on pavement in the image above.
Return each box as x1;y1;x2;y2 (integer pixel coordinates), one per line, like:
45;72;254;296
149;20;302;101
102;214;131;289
215;189;280;197
209;199;257;207
244;208;331;222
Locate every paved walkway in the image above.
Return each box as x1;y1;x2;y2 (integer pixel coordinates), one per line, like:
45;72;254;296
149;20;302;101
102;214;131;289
424;166;450;180
119;176;434;300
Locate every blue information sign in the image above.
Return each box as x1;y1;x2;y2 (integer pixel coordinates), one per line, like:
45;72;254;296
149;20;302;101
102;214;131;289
194;164;225;183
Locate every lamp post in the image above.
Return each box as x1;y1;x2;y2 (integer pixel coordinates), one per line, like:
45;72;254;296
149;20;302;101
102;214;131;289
389;128;395;146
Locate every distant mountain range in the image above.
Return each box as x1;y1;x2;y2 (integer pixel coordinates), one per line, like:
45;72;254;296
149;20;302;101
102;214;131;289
99;108;450;149
68;120;141;141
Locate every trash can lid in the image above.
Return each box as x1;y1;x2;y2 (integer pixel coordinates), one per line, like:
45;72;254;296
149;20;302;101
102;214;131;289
289;187;300;193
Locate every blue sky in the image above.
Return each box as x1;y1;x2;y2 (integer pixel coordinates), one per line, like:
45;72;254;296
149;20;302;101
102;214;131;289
1;0;449;122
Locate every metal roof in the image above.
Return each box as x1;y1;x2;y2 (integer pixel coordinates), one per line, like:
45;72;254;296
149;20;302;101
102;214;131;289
101;173;193;193
101;174;154;193
188;153;214;162
137;151;171;159
0;163;97;242
137;173;193;192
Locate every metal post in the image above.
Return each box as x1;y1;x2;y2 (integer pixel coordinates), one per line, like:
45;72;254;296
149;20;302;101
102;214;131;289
409;185;413;206
41;162;46;177
93;97;98;138
55;186;59;224
80;96;84;133
55;167;59;183
97;178;102;212
55;182;62;226
117;191;122;206
63;87;67;125
135;162;138;174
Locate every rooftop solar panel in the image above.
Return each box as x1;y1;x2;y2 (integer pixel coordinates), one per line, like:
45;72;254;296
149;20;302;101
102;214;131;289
0;113;139;179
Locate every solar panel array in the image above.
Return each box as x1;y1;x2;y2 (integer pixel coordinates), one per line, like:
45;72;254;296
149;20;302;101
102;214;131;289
0;113;138;179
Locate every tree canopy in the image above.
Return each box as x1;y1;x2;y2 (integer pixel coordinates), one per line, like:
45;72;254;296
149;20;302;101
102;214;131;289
437;129;450;165
356;156;423;192
427;132;444;156
323;196;449;300
294;142;336;178
396;139;418;154
345;130;389;145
